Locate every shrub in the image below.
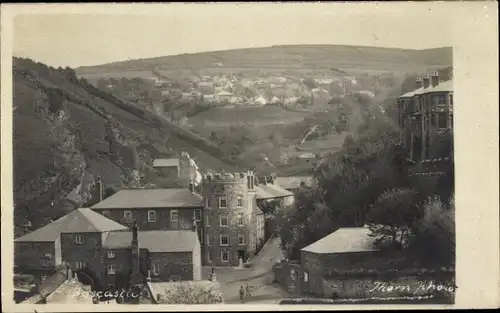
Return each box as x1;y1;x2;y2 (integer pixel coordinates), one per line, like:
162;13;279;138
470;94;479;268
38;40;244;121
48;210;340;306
156;282;224;304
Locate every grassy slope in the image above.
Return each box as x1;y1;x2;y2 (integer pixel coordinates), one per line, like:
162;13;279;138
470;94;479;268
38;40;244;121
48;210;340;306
13;57;240;233
76;45;453;77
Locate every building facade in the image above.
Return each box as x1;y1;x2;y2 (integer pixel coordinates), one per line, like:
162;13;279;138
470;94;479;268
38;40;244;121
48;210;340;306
201;171;260;267
397;72;453;163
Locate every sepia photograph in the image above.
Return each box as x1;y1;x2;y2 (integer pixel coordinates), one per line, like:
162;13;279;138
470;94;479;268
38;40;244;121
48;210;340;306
1;2;498;311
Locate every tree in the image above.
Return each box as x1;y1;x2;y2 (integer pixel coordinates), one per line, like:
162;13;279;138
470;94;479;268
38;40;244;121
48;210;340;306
103;186;117;200
408;195;455;266
366;188;421;250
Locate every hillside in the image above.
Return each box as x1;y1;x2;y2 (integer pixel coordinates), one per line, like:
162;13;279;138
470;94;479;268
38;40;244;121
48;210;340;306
76;45;453;78
12;57;241;235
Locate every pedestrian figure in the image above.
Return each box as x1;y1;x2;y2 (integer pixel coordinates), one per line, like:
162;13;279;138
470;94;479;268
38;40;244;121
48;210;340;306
245;283;251;297
239;286;245;303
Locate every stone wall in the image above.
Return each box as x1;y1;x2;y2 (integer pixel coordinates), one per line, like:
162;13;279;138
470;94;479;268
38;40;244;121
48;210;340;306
149;252;194;282
15;241;58;274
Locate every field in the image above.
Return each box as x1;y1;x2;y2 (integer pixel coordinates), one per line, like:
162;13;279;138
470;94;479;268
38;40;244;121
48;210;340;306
76;45;452;78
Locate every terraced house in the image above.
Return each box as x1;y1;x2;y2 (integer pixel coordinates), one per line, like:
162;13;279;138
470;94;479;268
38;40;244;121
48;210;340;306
14;208;202;291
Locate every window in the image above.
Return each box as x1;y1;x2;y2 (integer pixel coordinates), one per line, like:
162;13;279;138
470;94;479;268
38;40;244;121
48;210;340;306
237;213;244;226
290;269;297;281
438;113;447;129
45;253;52;259
205;198;210;207
148;210;157;222
194;209;202;222
152;264;160;276
107;264;116;275
304;271;309;282
431;114;436;128
221;250;230;262
207;251;212;263
206;215;211;227
450;95;453;106
207;235;212;246
123;210;132;219
436;96;446;105
450;114;453;128
75;260;86;270
220;235;229;246
74;234;85;244
220;214;228;227
238;233;245;245
219;196;227;208
237;196;243;207
102;210;110;217
170;210;178;222
107;251;115;259
40;259;48;266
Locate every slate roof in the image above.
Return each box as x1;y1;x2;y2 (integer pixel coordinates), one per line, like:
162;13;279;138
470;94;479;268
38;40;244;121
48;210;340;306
274;176;314;190
399;79;453;98
15;208;128;242
301;227;379;254
256;184;294;200
91;189;203;209
152;158;180;168
102;230;198;253
45;279;93;304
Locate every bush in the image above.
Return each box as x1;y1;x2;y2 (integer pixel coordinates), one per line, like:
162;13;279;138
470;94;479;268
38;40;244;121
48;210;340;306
156;282;224;304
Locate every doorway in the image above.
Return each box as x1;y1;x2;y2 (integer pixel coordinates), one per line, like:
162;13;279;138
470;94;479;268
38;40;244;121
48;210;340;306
237;250;245;262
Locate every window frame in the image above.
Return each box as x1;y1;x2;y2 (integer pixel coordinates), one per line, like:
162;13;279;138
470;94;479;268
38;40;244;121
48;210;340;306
152;264;160;276
237;213;244;226
170;209;179;222
74;234;85;245
220;214;228;227
221;250;230;263
438;113;447;129
76;260;86;270
238;233;245;245
107;264;116;275
304;271;309;282
194;209;202;222
123;210;132;220
237;196;243;207
207;235;212;246
148;210;157;223
218;196;227;209
107;250;115;259
220;235;229;246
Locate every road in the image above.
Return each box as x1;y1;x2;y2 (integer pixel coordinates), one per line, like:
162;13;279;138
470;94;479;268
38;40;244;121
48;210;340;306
203;237;289;304
300;125;320;144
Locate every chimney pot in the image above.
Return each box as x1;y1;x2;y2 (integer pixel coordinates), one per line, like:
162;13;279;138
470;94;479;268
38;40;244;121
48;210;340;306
431;71;439;87
422;74;430;89
416;77;423;89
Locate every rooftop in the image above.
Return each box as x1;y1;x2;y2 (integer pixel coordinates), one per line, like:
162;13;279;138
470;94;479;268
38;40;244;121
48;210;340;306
92;188;203;209
45;278;93;304
399;79;453;98
152;158;180;168
15;208;128;242
301;227;379;254
274;176;315;190
256;184;294;200
102;230;199;253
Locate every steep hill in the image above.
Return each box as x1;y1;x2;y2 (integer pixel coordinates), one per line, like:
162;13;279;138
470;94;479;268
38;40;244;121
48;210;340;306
76;45;453;78
12;58;241;235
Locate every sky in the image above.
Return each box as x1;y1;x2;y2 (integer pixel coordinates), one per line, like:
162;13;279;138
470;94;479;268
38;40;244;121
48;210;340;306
9;3;454;68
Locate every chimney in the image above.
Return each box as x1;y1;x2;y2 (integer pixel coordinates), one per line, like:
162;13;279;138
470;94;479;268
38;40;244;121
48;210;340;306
422;74;430;89
146;270;151;282
416;77;423;89
96;176;103;202
130;221;142;286
431;71;439;87
188;180;194;193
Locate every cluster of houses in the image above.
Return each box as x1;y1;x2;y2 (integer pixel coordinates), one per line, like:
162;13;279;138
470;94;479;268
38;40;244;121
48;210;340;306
148;72;375;109
14;151;314;304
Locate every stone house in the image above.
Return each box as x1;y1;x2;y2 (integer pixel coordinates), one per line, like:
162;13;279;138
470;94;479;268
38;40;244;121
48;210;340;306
152;152;202;188
101;229;202;288
300;227;380;297
91;188;204;234
14;208;127;279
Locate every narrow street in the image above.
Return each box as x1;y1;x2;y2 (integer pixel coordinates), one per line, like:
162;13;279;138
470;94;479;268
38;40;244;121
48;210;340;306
203;237;290;304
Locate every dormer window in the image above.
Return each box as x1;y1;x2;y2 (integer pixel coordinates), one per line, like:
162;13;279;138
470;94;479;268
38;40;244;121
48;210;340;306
75;234;85;244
